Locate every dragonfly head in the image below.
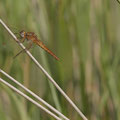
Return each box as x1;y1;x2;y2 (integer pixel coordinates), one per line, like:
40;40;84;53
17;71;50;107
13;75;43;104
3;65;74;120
20;30;26;38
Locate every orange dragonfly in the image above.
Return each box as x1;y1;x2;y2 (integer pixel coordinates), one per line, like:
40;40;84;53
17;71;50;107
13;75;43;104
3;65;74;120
14;30;59;60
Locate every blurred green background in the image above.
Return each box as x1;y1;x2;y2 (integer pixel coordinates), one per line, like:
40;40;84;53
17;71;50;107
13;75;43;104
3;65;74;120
0;0;120;120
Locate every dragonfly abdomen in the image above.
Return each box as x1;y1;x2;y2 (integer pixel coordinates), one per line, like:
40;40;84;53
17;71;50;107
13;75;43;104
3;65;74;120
35;40;59;60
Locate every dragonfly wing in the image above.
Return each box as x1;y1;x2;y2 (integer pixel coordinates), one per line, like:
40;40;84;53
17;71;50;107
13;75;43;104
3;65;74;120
26;32;35;36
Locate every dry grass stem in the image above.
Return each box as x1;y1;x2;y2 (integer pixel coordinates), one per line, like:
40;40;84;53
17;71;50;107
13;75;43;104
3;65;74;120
0;78;62;120
0;69;69;120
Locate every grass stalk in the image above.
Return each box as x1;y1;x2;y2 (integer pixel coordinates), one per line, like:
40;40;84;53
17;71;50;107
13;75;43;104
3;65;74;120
0;69;69;120
0;78;62;120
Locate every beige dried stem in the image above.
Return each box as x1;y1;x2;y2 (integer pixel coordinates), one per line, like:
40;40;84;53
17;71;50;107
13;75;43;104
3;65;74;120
0;19;88;120
116;0;120;4
0;69;69;120
0;78;61;120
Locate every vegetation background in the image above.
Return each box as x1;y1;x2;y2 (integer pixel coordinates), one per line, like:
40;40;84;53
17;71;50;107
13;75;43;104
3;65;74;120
0;0;120;120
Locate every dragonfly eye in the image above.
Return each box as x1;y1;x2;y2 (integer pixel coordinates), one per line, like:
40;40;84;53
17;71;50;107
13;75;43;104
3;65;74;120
20;30;25;38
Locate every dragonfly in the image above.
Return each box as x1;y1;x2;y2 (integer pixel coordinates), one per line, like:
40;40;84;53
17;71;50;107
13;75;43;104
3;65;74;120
14;30;59;60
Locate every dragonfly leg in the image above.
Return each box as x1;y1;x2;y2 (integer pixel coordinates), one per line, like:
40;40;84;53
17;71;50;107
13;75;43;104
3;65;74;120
20;37;25;43
13;41;33;59
25;41;33;50
16;37;25;43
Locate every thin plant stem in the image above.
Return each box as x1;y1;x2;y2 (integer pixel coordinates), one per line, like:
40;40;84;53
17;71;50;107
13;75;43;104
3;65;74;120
0;78;62;120
0;69;69;120
116;0;120;5
0;19;88;120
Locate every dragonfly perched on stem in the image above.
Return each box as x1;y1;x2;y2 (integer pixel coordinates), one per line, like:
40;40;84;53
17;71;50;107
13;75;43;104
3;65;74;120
14;30;59;60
